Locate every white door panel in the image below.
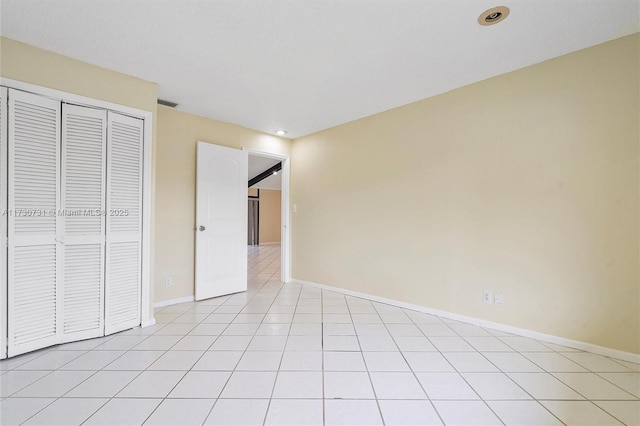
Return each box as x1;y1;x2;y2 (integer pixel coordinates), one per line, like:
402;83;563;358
7;89;61;357
61;104;106;342
196;142;247;301
104;111;142;335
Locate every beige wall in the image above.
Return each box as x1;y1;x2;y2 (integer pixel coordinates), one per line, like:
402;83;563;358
1;38;157;113
291;34;640;354
259;190;282;244
155;107;290;303
0;37;159;318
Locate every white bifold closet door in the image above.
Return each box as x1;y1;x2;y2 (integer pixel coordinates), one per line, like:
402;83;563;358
104;112;143;335
7;89;62;357
5;89;143;356
61;104;107;343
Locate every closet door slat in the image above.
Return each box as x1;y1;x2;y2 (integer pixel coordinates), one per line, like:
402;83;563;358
7;89;62;357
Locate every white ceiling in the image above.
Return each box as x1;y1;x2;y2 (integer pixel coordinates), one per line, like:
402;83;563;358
249;155;281;191
2;1;638;138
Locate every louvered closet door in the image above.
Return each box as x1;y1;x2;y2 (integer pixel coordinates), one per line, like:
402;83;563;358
105;112;143;334
1;87;8;359
61;104;107;342
7;89;61;357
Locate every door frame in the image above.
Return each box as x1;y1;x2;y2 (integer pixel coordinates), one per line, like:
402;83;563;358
243;148;291;283
0;78;155;334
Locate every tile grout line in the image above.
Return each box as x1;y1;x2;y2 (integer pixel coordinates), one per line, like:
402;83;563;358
372;302;448;426
15;337;124;425
344;296;387;425
261;266;302;425
199;245;280;424
84;245;276;424
429;316;574;425
407;311;496;423
437;319;550;425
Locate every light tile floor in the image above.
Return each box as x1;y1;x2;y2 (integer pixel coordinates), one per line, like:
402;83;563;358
1;244;639;425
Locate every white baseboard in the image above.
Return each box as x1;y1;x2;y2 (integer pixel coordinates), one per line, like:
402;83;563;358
293;278;640;364
154;295;195;308
259;242;281;245
141;318;156;328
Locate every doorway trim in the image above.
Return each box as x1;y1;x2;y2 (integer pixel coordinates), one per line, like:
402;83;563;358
243;148;291;283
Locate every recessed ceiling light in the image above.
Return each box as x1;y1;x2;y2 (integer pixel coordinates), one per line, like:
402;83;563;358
478;6;510;26
273;171;278;175
275;129;287;136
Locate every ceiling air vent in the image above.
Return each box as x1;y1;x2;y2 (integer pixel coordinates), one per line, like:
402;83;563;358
157;99;179;108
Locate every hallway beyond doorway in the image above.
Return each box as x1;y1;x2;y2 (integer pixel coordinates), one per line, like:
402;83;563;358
248;244;282;290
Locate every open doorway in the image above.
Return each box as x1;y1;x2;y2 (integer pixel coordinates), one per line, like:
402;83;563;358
195;144;290;301
246;150;290;286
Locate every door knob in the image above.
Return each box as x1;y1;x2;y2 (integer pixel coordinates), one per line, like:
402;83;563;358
199;225;206;231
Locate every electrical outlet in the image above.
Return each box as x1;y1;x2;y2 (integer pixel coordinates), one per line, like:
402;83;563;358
483;291;492;304
494;293;504;305
165;277;173;287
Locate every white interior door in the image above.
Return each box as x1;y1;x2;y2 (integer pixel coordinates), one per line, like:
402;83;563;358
7;89;62;357
61;104;107;342
196;141;247;301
